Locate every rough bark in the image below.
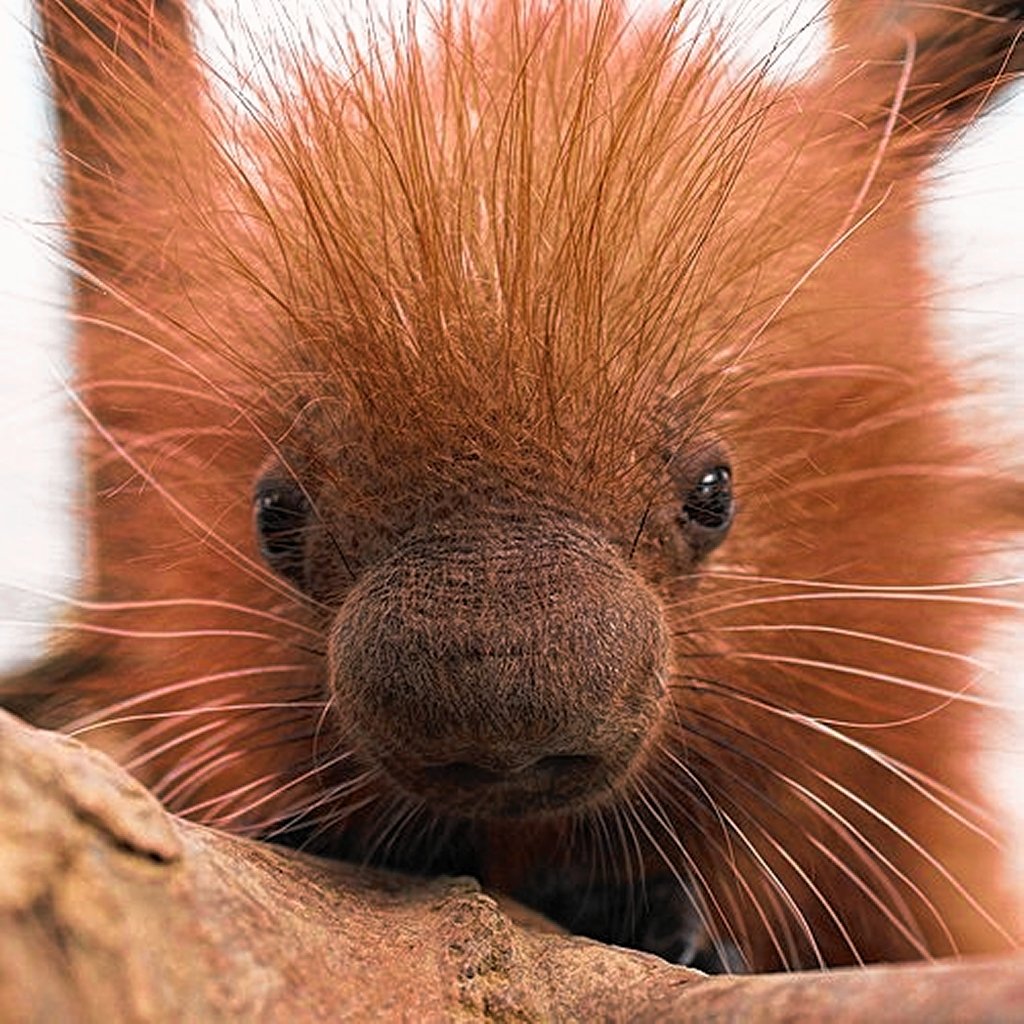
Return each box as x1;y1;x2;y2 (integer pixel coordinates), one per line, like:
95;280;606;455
0;708;1021;1022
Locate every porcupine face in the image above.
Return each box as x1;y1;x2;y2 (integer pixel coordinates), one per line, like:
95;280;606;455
232;0;752;823
253;430;735;818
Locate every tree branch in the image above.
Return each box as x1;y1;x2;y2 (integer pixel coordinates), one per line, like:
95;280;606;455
1;709;1021;1021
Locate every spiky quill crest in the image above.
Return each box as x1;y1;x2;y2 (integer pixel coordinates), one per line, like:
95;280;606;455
24;0;1024;971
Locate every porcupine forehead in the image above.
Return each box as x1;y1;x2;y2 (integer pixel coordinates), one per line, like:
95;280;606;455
215;5;829;471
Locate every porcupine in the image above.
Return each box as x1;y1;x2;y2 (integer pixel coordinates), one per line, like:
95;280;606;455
11;0;1024;971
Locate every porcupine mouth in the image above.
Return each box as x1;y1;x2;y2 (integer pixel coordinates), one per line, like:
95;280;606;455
362;715;655;820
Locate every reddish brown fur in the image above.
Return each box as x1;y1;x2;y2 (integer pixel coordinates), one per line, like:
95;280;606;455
16;0;1024;971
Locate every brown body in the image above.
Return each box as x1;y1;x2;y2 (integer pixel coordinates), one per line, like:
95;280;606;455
16;0;1024;971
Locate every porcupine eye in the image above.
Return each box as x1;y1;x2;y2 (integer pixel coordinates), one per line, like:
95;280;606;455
253;477;310;588
678;464;734;557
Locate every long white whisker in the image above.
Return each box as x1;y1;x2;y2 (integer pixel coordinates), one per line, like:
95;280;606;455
683;679;1000;845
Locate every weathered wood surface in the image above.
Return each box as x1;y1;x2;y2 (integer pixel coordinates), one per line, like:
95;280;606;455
0;708;1021;1022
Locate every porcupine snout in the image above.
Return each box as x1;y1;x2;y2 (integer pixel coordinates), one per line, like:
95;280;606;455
329;510;669;818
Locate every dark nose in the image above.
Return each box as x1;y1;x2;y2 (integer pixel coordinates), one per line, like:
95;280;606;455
328;512;669;818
